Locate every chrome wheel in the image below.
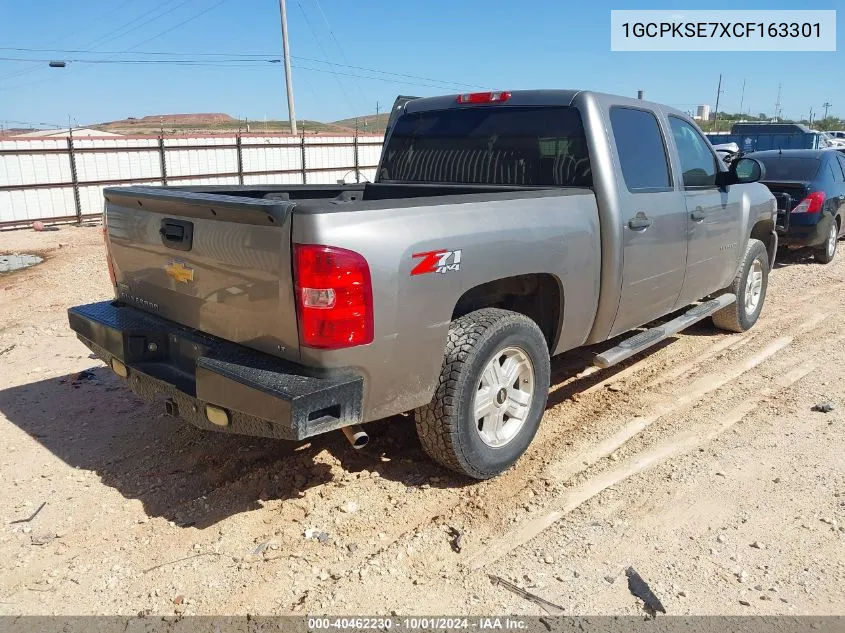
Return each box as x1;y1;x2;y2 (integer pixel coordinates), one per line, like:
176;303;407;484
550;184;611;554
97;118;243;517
827;222;838;258
474;346;535;448
744;259;764;315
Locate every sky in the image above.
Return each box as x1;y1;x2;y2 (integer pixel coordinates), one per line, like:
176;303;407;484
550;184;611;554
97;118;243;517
0;0;842;129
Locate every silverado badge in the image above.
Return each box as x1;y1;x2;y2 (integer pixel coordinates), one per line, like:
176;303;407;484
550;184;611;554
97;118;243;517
165;260;194;283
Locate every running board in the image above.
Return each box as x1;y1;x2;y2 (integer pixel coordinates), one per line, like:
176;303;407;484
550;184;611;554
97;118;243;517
593;294;737;369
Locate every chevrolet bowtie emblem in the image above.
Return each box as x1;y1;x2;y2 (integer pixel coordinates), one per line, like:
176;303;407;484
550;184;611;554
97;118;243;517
165;261;194;283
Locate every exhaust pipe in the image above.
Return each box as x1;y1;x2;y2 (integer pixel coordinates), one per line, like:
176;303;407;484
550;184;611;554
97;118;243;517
341;425;369;449
164;399;179;417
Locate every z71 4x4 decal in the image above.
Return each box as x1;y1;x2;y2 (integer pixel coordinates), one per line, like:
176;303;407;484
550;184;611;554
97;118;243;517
410;249;462;276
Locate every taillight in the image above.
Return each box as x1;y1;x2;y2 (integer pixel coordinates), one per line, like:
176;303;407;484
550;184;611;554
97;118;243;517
791;191;825;214
456;91;511;104
294;244;373;349
102;221;116;286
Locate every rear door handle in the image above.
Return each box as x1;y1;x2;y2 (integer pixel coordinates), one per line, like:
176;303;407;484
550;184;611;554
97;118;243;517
628;212;652;230
691;208;706;221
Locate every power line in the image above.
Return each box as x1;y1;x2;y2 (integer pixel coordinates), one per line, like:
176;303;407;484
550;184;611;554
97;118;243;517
0;0;174;83
0;56;281;64
126;0;231;51
0;46;484;89
0;0;136;81
0;57;468;93
295;1;358;117
0;1;234;93
0;118;65;129
822;101;832;120
310;0;370;110
84;0;194;52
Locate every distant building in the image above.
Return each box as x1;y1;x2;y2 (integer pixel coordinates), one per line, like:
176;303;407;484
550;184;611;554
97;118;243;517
13;127;123;138
694;104;711;121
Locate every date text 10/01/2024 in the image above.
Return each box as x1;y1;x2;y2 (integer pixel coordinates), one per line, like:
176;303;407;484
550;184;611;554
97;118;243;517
307;617;529;630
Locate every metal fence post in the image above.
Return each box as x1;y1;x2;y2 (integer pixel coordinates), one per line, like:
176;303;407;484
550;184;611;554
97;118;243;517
300;132;307;184
66;135;82;223
235;134;244;185
353;132;360;183
158;135;168;186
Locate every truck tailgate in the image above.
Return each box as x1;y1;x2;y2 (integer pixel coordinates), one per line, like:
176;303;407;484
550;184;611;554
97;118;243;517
103;187;300;360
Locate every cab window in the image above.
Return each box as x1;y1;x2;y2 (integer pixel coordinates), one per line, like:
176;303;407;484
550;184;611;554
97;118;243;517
668;116;718;188
609;107;672;193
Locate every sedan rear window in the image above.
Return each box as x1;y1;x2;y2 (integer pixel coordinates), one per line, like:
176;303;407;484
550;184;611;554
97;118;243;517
379;106;591;187
754;156;821;181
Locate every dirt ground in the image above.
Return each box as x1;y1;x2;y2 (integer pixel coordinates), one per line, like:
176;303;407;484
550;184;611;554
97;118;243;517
0;225;843;617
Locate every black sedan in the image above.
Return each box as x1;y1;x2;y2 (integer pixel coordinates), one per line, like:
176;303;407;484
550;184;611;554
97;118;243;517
747;149;845;263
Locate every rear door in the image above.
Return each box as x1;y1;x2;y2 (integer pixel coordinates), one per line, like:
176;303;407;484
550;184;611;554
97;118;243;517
608;106;687;336
668;115;743;305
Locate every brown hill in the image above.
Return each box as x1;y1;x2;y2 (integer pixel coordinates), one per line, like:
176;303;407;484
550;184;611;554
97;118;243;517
105;113;237;126
333;113;390;133
90;112;385;136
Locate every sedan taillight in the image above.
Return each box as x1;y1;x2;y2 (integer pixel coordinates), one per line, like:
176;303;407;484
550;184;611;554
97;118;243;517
791;191;826;214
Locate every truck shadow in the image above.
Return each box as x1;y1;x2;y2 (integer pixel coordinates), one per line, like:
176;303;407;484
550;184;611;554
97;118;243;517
773;247;821;269
0;367;457;530
0;326;711;530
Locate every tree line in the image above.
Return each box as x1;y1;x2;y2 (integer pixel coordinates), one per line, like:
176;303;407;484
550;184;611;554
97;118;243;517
698;112;843;132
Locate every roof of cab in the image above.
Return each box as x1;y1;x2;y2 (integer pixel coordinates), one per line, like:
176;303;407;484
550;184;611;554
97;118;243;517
402;89;690;120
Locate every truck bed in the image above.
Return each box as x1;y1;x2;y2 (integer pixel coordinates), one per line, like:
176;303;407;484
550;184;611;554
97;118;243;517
102;183;595;365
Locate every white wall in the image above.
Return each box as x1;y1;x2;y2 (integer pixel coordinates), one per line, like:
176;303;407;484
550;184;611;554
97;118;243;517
0;134;384;225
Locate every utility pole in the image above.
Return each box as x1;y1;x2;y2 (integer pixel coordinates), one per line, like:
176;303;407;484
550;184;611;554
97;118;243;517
713;74;723;131
809;108;814;126
774;83;782;121
822;101;832;121
279;0;297;135
739;79;746;117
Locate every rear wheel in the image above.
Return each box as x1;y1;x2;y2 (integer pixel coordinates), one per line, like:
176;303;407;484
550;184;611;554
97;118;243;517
814;219;839;264
712;238;769;333
414;308;550;479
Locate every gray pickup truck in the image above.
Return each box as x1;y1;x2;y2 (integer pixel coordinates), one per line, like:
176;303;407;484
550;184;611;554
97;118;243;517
68;90;777;479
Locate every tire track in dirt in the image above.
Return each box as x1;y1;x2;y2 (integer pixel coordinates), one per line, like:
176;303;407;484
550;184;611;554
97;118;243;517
226;300;838;612
465;355;820;570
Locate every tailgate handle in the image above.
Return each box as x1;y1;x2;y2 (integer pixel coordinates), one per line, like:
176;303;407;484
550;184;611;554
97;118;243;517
159;219;193;252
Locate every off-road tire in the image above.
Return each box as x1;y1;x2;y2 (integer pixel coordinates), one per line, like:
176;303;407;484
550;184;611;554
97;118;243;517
814;218;839;264
712;238;769;333
414;308;551;479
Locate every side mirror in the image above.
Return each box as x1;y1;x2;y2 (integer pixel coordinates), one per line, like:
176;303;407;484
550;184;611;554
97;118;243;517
729;157;765;184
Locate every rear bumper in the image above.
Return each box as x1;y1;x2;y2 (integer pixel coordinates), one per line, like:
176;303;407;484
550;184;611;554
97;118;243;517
778;214;832;248
67;301;363;440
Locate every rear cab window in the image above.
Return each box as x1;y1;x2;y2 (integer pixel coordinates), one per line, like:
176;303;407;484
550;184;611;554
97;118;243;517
379;106;592;187
609;107;672;192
